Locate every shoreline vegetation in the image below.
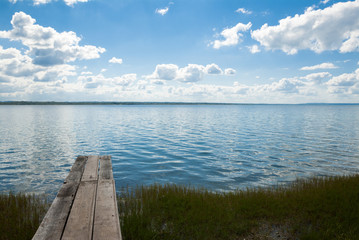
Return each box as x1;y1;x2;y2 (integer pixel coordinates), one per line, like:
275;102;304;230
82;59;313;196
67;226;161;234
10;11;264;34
0;192;48;240
0;101;359;105
1;175;359;239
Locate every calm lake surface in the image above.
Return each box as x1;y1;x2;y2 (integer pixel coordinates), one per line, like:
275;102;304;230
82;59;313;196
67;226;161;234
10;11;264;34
1;104;359;198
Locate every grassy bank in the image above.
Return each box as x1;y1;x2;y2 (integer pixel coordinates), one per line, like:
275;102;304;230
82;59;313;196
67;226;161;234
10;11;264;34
1;175;358;239
118;175;359;240
0;192;48;240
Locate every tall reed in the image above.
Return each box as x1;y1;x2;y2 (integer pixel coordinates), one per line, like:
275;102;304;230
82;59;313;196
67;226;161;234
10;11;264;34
0;192;48;240
118;175;359;239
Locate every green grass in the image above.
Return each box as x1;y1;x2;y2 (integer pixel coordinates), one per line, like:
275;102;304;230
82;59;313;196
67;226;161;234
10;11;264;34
0;192;48;240
1;175;358;239
118;175;359;240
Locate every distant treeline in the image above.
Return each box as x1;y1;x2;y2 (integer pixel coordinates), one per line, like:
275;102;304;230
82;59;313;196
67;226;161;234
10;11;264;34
0;101;236;105
0;101;358;105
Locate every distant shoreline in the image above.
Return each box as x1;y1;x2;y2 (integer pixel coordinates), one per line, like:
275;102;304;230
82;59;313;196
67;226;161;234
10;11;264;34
0;101;358;105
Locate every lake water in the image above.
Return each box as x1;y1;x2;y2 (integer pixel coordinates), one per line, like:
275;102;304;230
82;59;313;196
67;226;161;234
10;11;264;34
1;104;359;198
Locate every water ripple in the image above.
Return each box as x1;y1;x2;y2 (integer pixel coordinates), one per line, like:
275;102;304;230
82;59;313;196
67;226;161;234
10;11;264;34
0;105;359;197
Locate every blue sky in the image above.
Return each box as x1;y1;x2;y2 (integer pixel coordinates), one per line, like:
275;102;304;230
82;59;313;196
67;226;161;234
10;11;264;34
0;0;358;103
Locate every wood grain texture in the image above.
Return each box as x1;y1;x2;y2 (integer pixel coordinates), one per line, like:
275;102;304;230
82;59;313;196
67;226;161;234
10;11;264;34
81;155;99;182
93;180;122;240
32;156;87;240
99;155;113;180
33;155;122;240
61;181;97;240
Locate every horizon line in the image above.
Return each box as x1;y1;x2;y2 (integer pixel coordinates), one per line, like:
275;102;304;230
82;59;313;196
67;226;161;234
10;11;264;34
1;101;359;105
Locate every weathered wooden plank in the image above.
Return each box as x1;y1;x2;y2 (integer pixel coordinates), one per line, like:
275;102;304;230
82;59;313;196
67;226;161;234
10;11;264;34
81;155;99;182
99;155;113;180
63;156;88;183
32;156;87;240
61;181;97;240
93;180;122;240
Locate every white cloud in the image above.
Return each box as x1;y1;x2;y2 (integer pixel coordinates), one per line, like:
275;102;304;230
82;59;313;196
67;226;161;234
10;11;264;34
0;45;78;98
302;72;332;81
33;0;51;5
248;44;260;53
0;46;38;78
301;72;332;84
156;76;317;103
326;68;359;94
114;73;137;86
300;62;338;70
269;78;304;93
327;68;359;87
147;64;178;80
79;73;137;89
0;12;108;97
251;0;359;54
177;64;206;82
147;63;235;82
233;82;249;94
63;0;88;6
155;7;169;16
321;0;330;4
205;63;223;74
212;22;252;49
0;45;76;84
340;30;359;53
236;8;252;14
0;12;105;67
34;65;76;82
81;71;93;75
224;68;236;75
109;57;123;64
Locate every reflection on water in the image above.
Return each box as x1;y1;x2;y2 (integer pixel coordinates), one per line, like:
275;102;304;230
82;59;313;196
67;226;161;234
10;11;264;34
0;104;359;198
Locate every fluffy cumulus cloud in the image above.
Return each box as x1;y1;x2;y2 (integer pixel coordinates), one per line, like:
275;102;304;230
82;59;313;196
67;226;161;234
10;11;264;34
0;12;108;98
0;12;105;67
300;62;338;70
177;64;206;82
0;46;38;79
0;46;77;98
155;7;169;16
109;57;123;64
251;0;359;54
33;0;51;5
302;72;332;84
10;0;88;6
0;45;76;83
224;68;236;75
326;68;359;94
205;63;223;74
146;63;233;82
148;64;179;80
212;22;252;49
63;0;88;6
267;78;304;93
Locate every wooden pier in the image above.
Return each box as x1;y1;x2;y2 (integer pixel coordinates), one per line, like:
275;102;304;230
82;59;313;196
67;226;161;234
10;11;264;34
32;156;122;240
